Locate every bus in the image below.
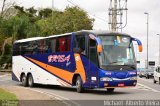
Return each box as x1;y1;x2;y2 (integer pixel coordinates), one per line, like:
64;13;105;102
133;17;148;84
12;30;142;93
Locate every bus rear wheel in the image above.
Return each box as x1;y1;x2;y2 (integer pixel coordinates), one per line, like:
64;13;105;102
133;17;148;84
21;74;27;87
28;74;34;87
76;76;84;93
107;88;115;93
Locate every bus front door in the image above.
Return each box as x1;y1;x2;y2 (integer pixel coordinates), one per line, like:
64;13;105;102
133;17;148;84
88;38;99;88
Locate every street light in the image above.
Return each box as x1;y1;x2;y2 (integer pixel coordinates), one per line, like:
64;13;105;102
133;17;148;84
144;12;149;69
157;34;160;65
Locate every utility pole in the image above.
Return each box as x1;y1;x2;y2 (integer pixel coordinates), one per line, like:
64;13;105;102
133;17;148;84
144;12;149;69
112;0;117;32
157;34;160;65
108;0;128;32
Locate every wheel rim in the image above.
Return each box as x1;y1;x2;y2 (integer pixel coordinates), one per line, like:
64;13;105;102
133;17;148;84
76;80;80;88
22;76;25;84
28;77;32;86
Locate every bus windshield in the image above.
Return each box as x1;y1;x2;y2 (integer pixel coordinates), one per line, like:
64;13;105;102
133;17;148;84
98;35;136;66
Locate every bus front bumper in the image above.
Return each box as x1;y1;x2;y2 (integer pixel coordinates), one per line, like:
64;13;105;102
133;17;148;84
99;79;137;88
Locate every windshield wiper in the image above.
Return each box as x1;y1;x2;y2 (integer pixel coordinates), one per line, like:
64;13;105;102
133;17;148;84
123;65;136;69
109;61;118;64
108;61;123;65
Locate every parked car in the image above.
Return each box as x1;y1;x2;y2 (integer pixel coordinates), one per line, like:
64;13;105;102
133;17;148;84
137;70;140;76
145;68;154;79
153;66;160;84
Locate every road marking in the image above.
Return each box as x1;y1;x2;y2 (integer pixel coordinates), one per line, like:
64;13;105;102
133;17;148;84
138;77;153;83
137;83;160;93
18;86;81;106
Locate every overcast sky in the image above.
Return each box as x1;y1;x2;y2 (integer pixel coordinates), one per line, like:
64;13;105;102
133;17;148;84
1;0;160;67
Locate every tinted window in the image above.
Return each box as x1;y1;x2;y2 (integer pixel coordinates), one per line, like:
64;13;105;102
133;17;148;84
72;35;86;55
13;43;21;56
48;38;56;53
37;39;48;54
56;35;71;52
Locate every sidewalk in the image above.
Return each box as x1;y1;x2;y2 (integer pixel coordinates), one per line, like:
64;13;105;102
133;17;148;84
0;69;11;72
0;73;66;106
1;86;66;106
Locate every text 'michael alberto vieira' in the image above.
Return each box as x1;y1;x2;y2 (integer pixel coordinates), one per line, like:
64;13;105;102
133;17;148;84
104;100;160;106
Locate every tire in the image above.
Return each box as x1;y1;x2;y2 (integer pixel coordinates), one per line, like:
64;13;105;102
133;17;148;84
107;88;115;93
139;75;142;78
153;78;156;84
28;74;34;87
21;74;27;87
76;76;84;93
146;75;149;79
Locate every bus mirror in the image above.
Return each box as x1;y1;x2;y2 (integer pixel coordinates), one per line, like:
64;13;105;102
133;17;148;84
138;45;142;52
132;38;143;52
89;34;102;53
97;45;102;53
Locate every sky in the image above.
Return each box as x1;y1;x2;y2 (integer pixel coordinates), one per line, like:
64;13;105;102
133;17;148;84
1;0;160;67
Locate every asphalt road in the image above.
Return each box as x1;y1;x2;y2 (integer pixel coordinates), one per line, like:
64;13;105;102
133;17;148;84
1;73;160;106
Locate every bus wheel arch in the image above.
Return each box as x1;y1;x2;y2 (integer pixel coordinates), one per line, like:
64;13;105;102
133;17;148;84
20;73;28;87
72;74;84;93
72;74;81;86
27;73;34;87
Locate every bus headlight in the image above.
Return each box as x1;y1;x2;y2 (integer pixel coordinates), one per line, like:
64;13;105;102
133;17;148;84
100;77;112;81
130;76;137;80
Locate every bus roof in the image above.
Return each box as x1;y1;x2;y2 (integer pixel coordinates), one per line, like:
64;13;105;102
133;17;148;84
14;30;131;43
76;30;131;37
14;37;45;43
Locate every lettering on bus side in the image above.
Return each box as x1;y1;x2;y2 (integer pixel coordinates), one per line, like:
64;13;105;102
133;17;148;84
48;55;70;63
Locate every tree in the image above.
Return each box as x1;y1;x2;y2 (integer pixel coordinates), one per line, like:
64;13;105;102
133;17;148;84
0;6;94;66
62;6;94;32
37;6;94;35
1;0;7;16
38;8;52;19
1;0;16;18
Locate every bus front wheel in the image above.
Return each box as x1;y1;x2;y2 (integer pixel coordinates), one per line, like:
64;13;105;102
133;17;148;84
76;76;84;93
28;74;34;87
107;88;115;93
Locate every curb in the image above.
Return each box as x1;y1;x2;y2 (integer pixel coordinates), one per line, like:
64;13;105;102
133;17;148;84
0;70;12;73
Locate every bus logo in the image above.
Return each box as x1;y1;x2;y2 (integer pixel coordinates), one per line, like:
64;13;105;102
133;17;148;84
48;55;70;63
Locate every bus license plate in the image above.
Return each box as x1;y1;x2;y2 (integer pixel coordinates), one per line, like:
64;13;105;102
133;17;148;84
118;84;124;87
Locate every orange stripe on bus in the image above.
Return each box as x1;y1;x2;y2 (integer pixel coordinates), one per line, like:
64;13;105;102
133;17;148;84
26;57;73;84
74;54;86;83
26;53;86;84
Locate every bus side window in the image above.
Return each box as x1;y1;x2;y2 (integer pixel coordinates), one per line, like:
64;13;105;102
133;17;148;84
21;42;29;55
67;36;71;51
72;35;86;55
13;43;21;56
38;40;47;54
56;35;71;52
48;38;56;53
